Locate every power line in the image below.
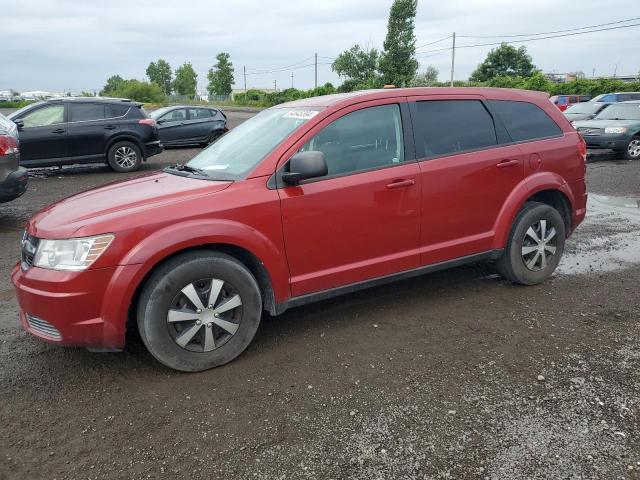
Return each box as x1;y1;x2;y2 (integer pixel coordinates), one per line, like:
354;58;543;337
415;35;452;49
245;56;315;74
456;16;640;38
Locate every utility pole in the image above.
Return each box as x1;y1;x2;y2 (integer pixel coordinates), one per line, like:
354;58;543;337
613;63;620;77
243;65;247;94
314;53;318;89
592;68;596;78
450;32;456;87
274;79;277;92
291;72;294;89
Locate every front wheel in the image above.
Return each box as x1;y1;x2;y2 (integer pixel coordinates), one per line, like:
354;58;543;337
137;251;262;372
496;202;566;285
107;141;142;172
624;136;640;160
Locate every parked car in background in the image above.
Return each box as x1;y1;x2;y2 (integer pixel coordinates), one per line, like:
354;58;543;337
8;98;163;172
549;95;592;111
591;92;640;103
0;113;28;203
12;87;587;371
563;102;611;123
149;106;227;147
573;101;640;159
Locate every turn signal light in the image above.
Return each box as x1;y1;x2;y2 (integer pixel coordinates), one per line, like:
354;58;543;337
0;135;18;156
577;135;587;160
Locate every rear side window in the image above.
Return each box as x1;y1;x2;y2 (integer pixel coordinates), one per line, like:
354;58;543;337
489;100;562;143
189;108;212;119
412;100;497;158
106;104;130;118
598;94;616;102
70;103;105;122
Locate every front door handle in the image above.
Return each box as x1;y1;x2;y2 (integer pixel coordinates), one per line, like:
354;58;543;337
496;159;520;168
386;179;415;189
104;125;117;130
51;128;66;134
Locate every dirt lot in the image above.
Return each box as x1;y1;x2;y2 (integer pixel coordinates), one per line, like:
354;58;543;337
1;110;639;479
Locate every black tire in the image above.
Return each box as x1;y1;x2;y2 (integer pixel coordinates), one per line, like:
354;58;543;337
624;136;640;160
496;202;566;285
107;141;142;172
137;251;262;372
201;130;224;147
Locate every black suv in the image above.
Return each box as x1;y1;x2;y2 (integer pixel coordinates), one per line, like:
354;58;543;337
0;113;28;202
8;98;163;172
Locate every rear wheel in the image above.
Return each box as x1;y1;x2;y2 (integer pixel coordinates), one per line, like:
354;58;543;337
107;141;142;172
201;130;224;147
624;136;640;160
496;202;566;285
137;251;262;372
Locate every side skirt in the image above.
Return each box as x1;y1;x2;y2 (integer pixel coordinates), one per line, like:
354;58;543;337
274;249;503;315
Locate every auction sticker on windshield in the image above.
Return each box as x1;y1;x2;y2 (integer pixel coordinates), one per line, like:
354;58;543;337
283;110;319;120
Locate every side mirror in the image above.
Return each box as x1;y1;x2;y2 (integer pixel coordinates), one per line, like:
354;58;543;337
13;119;24;130
157;119;165;125
282;151;328;185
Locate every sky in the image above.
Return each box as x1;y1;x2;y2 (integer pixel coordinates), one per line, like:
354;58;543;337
1;0;638;94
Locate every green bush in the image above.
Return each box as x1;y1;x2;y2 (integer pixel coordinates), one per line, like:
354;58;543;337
102;79;166;104
0;100;35;108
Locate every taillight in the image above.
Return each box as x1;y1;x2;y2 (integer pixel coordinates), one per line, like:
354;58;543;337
0;135;18;156
577;135;587;160
138;118;156;127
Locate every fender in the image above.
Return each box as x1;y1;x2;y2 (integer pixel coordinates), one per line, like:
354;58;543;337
491;171;575;250
100;219;290;347
105;134;144;158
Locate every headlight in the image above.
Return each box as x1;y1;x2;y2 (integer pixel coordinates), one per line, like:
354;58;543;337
604;127;627;134
33;234;114;271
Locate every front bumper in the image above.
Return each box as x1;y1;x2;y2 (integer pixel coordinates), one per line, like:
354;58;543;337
11;263;140;348
581;133;631;150
0;167;28;203
143;140;163;159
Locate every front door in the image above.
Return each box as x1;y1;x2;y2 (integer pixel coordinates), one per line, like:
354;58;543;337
278;101;421;297
408;96;525;265
16;103;68;162
157;108;188;144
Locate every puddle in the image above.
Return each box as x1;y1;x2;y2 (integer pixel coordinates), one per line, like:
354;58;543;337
557;194;640;275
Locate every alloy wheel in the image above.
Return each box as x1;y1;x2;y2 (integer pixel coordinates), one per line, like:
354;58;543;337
114;146;138;169
521;219;557;271
628;139;640;159
167;278;243;352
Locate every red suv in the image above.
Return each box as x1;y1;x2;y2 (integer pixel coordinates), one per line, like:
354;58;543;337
12;88;587;371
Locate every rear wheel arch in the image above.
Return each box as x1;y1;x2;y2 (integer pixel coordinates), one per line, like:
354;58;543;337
105;134;144;159
526;189;572;235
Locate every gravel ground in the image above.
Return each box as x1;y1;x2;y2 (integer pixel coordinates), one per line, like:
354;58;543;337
1;110;639;479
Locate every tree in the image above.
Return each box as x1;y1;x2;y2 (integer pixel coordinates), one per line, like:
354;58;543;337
146;59;173;94
470;44;537;82
100;75;124;96
378;0;418;86
410;65;439;86
207;53;234;96
332;44;380;85
172;62;198;98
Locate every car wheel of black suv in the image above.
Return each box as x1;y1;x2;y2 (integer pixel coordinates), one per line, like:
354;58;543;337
137;251;262;372
624;136;640;160
107;141;142;172
496;202;566;285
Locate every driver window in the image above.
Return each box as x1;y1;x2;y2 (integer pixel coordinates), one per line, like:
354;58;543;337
299;104;404;177
21;105;65;128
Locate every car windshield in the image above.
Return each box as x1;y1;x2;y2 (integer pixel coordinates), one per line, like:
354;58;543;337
149;107;171;119
565;103;605;114
180;107;322;180
595;103;640;120
7;102;45;120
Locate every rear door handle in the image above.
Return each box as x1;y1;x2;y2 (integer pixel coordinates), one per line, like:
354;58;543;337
496;159;520;168
104;125;116;130
386;179;415;189
51;128;66;134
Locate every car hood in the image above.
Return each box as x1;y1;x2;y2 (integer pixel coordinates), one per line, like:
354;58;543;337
573;119;640;129
28;172;232;238
564;113;594;121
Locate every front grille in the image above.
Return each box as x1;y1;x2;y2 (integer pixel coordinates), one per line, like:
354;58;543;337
21;231;39;270
26;314;62;340
578;127;602;136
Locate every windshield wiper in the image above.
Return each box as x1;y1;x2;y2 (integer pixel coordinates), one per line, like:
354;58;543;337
167;163;209;176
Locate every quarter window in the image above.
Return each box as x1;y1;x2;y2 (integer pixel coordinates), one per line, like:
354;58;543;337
299;104;404;177
21;105;65;128
106;104;130;118
70;103;106;122
412;100;497;158
489;100;562;142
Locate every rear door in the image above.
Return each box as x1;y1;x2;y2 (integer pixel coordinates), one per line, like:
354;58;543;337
157;108;188;144
16;103;68;162
409;95;525;265
67;103;115;159
277;99;421;296
186;108;215;142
